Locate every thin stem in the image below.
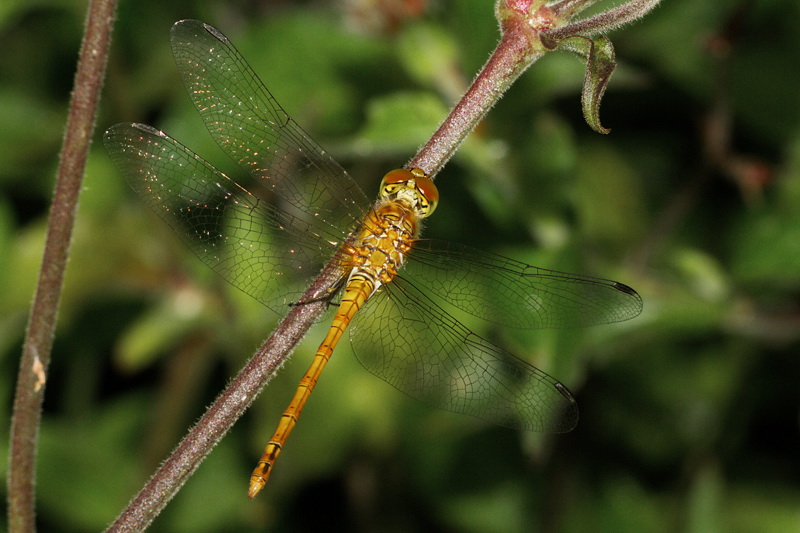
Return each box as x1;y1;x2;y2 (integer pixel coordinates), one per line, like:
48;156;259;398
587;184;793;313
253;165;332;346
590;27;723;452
546;0;662;39
106;263;338;531
548;0;601;19
107;0;661;524
407;16;545;177
107;11;551;526
7;1;117;531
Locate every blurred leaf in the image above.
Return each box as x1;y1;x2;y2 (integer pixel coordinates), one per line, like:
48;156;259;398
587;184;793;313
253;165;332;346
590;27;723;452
672;247;731;303
116;287;207;372
572;142;647;247
396;22;462;98
730;211;800;287
443;483;529;533
0;89;63;183
4;219;45;314
38;395;149;531
163;441;254;533
569;476;672;533
518;112;579;245
727;483;800;533
617;0;720;98
239;12;387;136
354;91;448;154
687;461;724;533
731;136;800;287
731;48;800;145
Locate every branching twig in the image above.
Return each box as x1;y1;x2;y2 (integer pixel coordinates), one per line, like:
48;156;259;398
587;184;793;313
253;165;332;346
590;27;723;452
106;0;661;528
407;20;546;177
547;0;662;39
548;0;601;20
7;0;117;531
408;0;662;174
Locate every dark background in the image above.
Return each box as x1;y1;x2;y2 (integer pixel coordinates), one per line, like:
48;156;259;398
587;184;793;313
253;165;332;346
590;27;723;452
1;0;799;531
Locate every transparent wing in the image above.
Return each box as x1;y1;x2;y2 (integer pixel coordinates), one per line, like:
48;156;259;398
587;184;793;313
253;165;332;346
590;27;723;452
169;19;371;236
349;276;579;432
404;240;643;330
104;122;344;313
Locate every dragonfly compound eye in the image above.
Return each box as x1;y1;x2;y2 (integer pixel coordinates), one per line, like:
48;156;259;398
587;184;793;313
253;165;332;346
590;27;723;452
410;168;438;217
380;168;438;218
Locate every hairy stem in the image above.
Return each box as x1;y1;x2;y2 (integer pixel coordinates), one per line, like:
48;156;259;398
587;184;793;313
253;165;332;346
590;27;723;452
107;10;552;526
546;0;663;39
549;0;601;19
108;0;661;525
408;5;548;177
7;0;117;531
106;276;333;531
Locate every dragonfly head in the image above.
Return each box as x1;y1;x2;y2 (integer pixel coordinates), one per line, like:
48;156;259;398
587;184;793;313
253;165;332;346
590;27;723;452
379;168;439;218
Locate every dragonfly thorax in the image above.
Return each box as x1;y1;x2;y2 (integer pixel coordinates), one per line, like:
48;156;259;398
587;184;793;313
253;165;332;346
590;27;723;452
343;200;418;299
379;168;438;218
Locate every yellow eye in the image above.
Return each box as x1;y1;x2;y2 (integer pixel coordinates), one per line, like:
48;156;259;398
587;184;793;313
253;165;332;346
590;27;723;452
379;168;439;217
382;168;415;185
411;169;439;215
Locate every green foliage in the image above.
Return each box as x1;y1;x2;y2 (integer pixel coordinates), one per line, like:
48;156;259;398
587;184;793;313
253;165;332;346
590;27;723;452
2;0;799;531
541;33;617;134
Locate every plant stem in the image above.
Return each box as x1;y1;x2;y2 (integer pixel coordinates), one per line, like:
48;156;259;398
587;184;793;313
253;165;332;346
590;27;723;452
549;0;601;19
107;0;662;525
107;9;555;527
546;0;663;39
6;1;116;531
408;7;547;177
106;272;334;531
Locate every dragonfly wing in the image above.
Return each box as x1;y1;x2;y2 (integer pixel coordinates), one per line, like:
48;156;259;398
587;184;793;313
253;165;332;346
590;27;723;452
169;19;371;238
404;240;643;330
349;276;579;432
104;122;343;313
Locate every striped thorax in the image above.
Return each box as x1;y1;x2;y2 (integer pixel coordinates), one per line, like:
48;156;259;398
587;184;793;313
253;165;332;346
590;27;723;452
342;168;439;295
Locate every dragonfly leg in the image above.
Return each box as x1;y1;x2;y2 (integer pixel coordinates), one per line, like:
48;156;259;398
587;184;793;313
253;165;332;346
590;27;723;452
289;278;345;308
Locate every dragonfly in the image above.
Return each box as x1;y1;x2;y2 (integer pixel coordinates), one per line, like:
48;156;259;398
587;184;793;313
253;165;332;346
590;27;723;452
104;19;642;499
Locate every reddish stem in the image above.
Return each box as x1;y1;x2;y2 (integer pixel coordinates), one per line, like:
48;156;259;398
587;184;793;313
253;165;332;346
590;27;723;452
107;288;331;531
7;0;117;531
408;9;547;177
106;0;662;525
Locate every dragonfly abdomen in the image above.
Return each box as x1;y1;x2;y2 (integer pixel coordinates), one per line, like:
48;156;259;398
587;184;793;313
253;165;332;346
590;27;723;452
249;198;424;498
248;275;374;498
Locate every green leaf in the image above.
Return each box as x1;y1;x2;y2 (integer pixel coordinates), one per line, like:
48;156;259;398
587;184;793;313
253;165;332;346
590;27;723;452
541;33;617;133
116;289;208;372
396;22;458;90
354;91;448;154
